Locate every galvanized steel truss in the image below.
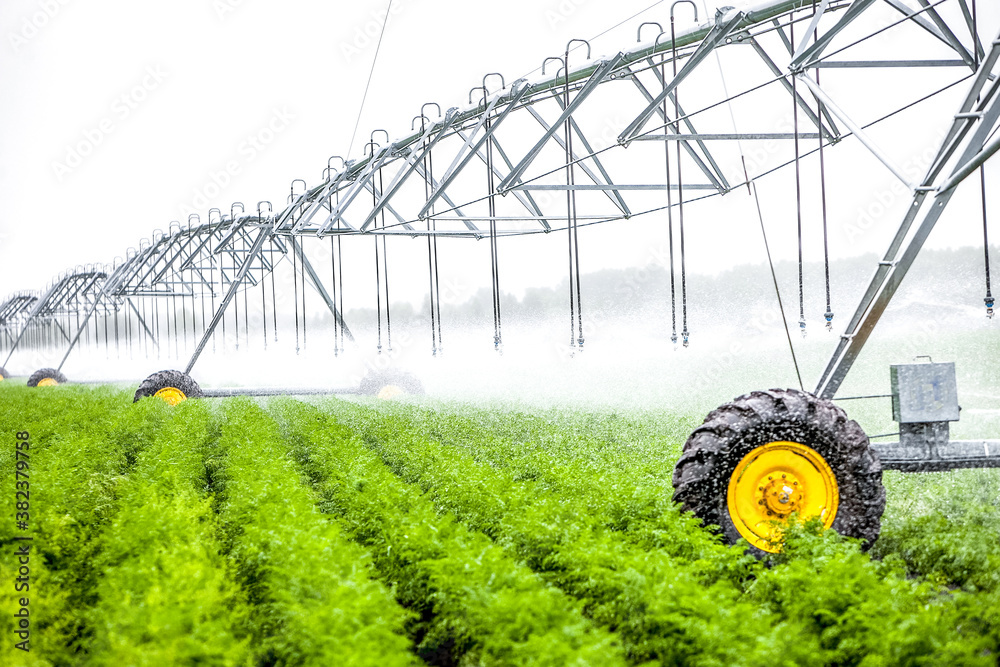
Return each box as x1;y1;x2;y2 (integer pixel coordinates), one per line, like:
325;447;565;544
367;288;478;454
1;0;996;392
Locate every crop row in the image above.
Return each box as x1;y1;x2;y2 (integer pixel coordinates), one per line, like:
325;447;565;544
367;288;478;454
213;398;416;665
269;398;626;666
0;386;171;664
318;398;998;664
84;398;249;664
2;383;997;665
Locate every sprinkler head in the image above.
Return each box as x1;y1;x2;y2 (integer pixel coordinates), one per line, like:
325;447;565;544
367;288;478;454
987;297;995;319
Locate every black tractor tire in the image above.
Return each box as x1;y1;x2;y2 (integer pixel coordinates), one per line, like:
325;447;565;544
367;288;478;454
133;370;203;404
672;388;885;554
27;368;67;387
0;367;9;380
358;369;425;397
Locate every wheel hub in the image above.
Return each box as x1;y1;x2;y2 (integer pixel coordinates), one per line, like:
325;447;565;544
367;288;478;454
727;440;839;552
154;386;187;406
36;377;58;387
759;472;804;517
377;384;403;400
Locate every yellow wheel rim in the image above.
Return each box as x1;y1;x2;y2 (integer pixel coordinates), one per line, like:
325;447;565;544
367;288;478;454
36;377;59;387
153;386;187;406
377;384;403;400
727;441;839;553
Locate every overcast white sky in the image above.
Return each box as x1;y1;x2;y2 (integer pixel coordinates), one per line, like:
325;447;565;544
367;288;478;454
1;0;996;308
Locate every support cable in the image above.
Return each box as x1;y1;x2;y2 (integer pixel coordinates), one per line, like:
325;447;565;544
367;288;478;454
754;177;805;391
346;0;394;159
703;0;802;389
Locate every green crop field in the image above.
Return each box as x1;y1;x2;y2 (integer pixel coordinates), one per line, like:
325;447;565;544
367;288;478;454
1;383;998;666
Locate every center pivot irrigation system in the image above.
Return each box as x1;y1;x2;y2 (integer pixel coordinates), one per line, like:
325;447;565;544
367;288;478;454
2;0;998;552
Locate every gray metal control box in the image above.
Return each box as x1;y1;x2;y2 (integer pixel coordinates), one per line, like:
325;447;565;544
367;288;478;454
890;362;960;424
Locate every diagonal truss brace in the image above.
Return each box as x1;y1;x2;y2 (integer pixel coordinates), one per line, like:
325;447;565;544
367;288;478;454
816;35;1000;398
523;105;631;216
629;66;731;191
499;54;625;191
361;109;460;230
797;73;914;188
186;224;272;374
419;83;531;218
290;238;354;341
790;0;876;71
620;9;745;142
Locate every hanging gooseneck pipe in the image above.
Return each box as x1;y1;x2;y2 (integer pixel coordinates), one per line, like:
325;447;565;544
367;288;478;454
649;26;679;348
253;202;270;352
671;0;696;347
290;179;308;351
790;12;807;337
543;55;576;354
372;129;393;352
364;140;385;354
473;77;505;353
811;6;834;331
327;155;346;353
565;41;589;353
414;103;445;356
424;102;445;353
973;0;994;318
